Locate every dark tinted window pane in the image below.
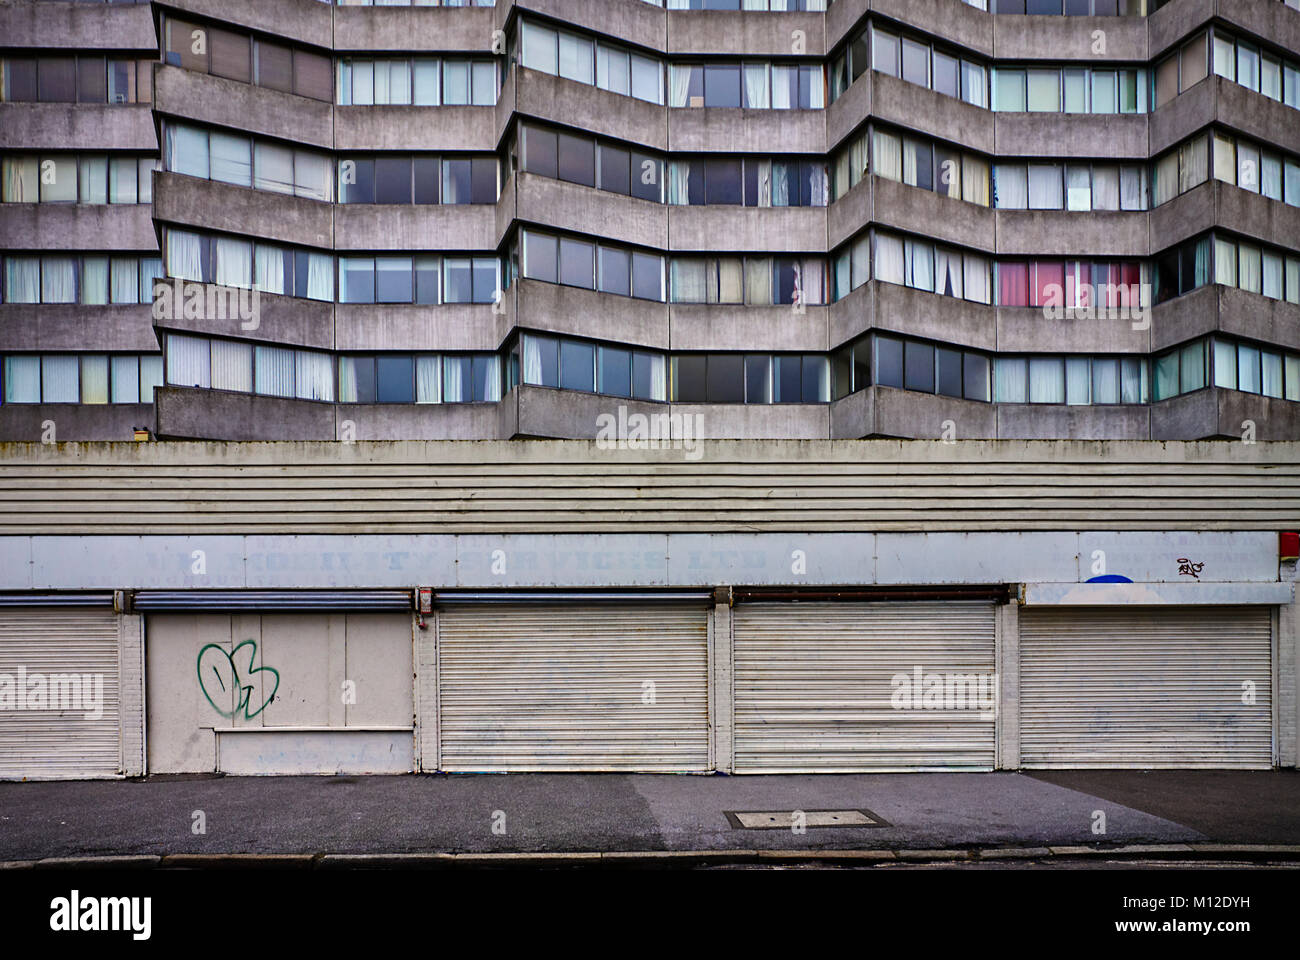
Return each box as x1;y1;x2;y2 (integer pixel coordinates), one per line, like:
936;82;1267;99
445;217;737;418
376;356;414;403
933;52;959;98
4;60;37;101
773;356;802;403
801;356;825;402
557;132;595;186
598;246;630;296
773;258;799;304
704;64;741;107
632;252;661;300
257;41;293;93
913;141;934;191
343;259;375;303
629;152;660;201
798;65;820;109
560;238;594;289
39;58;76;102
375;258;413;302
375;156;412;204
905;341;936;393
852;340;871;390
707;354;744;403
525;232;558;283
442;158;472;204
560;340;595;392
599;145;630;195
706;159;742;205
936;347;963;397
686;161;707;205
531;336;559;387
1027;0;1063;11
674;356;707;402
413;157;439;203
342;158;374;203
598;346;631;398
77;57;106;103
470;158;496;203
632;352;656;400
471;258;497;303
522;126;558;179
745;355;771;403
832;346;852;400
743;161;760;207
471;356;496;402
294;51;333;102
210;28;251;84
964;353;989;401
351;357;377;403
876;337;904;388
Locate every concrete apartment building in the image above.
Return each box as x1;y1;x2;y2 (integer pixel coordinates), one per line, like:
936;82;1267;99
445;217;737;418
0;0;1297;780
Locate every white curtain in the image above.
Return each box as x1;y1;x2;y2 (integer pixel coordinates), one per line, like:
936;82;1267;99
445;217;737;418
110;156;138;204
166;334;211;388
1066;166;1091;211
904;239;933;292
963;156;990;206
254;143;294;195
255;245;285;295
3;357;41;402
416;355;442;403
771;66;793;109
295;152;332;201
1180;137;1208;192
1238;245;1262;293
743;64;768;108
799;258;824;305
338;357;359;403
753;160;771;207
935;248;963;298
770;163;789;206
1262;252;1283;299
671;260;707;303
81;257;109;305
79;156;108;204
443;357;464;402
307;252;334;301
1215;238;1237;286
210;132;252;186
849;133;868;189
668;162;691;205
874;131;901;180
810;164;828;206
669;65;691;107
523;336;543;385
167;230;203;282
1066;358;1091;405
110;356;139;403
298;352;334;401
216;237;252;288
1120;166;1143;209
42;257;76;303
1093;165;1120;210
6;256;40;302
168;124;209;179
1029;358;1065;403
255;345;294;397
964;254;990;304
80;357;108;404
1092;358;1119;404
875;234;904;285
648;354;666;402
745;257;771;305
42;356;79;403
140;356;163;402
902;139;920;186
993;358;1027;403
994;165;1027;208
110;257;138;303
1028;164;1062;209
1153;152;1179;206
481;357;502;402
2;157;37;202
851;235;870;289
211;339;253;392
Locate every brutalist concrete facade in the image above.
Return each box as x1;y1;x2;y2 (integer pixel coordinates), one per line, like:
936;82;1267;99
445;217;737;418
1;0;1298;441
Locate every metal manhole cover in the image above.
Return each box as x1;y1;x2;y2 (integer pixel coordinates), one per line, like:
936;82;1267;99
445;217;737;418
724;809;888;830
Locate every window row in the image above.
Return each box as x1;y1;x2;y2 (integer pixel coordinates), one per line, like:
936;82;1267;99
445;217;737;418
0;57;153;104
991;66;1148;113
518;20;664;104
646;1;827;9
670;353;829;403
668;63;826;109
1;155;157;205
336;0;495;6
518;124;662;202
164;334;502;404
859;129;991;206
1210;132;1300;207
519;229;665;302
993;161;1148;211
336;58;497;105
996;260;1146;308
338;154;498;204
669;257;827;305
1154;234;1300;306
165;230;335;302
1154;337;1300;403
870;233;995;305
987;1;1145;12
1210;29;1300;112
1;354;163;405
165;123;333;201
517;333;666;401
2;256;163;305
163;17;333;102
339;256;499;304
831;24;988;108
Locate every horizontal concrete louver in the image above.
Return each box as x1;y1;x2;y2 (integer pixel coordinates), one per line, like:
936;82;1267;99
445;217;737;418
435;602;711;772
732;602;998;773
0;610;122;780
0;441;1295;534
1019;606;1274;769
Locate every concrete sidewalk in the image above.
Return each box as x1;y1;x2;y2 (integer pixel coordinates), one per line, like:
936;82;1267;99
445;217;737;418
0;770;1296;864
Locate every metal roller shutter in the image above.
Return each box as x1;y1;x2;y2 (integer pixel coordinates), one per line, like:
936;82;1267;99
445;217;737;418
733;602;997;773
437;603;710;772
0;609;122;780
1020;607;1274;769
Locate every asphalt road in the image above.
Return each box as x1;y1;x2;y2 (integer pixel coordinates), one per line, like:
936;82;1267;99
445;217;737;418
1;770;1297;861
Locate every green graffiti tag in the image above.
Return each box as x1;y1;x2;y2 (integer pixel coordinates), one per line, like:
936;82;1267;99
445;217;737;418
196;640;280;720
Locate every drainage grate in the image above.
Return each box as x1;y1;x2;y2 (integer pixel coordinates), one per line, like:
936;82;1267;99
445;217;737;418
724;809;888;830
